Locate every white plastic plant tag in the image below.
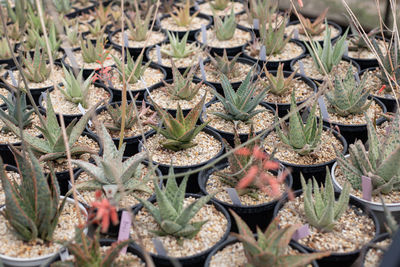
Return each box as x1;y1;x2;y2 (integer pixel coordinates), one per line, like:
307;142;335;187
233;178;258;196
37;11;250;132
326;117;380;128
156;14;161;26
293;28;299;39
318;96;330;121
292;224;310;241
41;91;47;102
202;103;207;120
199;57;207;81
117;211;132;255
226;188;242;206
8;70;17;87
201;24;207;45
298;61;306;76
253;19;259;30
156;45;162;65
194;2;199;10
362;176;372;201
152;238;167;256
60;249;70;261
354;72;360;84
259;45;266;61
123;32;129;47
78;103;92;127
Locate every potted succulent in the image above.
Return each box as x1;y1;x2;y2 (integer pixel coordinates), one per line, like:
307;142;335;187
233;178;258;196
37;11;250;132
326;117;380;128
201;70;275;146
139;95;224;192
242;14;306;70
195;50;260;95
274;170;379;266
195;7;252;56
204;211;330;267
196;0;245;17
144;61;215;116
263;90;348;189
0;37;17;68
331;112;400;227
0;146;87;267
133;168;231;266
158;0;212;39
321;66;387;144
256;63;317;117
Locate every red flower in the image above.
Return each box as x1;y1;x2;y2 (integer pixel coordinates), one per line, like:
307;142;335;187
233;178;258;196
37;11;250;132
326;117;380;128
91;191;119;233
237;165;258;189
235;147;251;156
252;146;266;160
263;160;279;170
298;0;304;7
378;85;386;94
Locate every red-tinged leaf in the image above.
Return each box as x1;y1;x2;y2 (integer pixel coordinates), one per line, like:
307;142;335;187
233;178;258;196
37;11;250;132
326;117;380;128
237;165;258;189
288;189;295;201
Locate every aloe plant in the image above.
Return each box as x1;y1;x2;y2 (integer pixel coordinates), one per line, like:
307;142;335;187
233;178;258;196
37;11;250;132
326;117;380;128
245;0;278;26
262;64;298;96
209;0;230;11
80;36;107;64
161;31;199;59
87;18;107;39
170;0;199;27
112;50;150;84
212;70;267;122
275;90;323;156
258;14;291;56
137;168;213;242
208;50;241;77
126;4;154;42
71;124;152;202
298;8;328;36
0;147;67;242
213;7;236;41
20;45;51;83
53;0;72;14
301;169;350;231
325;66;372;116
150;95;208;151
0;92;34;133
4;0;29;28
0;38;13;60
305;23;349;74
231;211;330;267
64;22;81;48
336;113;400;195
35;23;62;59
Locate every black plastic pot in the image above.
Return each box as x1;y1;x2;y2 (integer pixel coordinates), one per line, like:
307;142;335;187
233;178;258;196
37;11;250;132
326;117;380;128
260;70;318;117
65;2;98;18
193;56;260;96
290;55;361;85
158;13;212;40
267;126;348;190
195;26;254;57
0;57;17;69
133;193;231;267
106;62;167;102
242;39;306;71
109;28;167;59
236;11;287;38
138;127;225;193
198;161;293;232
204;236;320;267
85;100;156;156
200;100;275;147
321;97;387;145
144;78;216;117
273;189;380;267
359;67;399;113
38;83;113;126
287;20;343;46
356;233;391;267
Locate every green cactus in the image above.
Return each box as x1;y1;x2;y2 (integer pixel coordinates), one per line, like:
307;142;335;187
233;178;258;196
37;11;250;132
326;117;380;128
137;168;213;242
208;49;241;77
259;15;291;56
0;92;34;133
213;8;236;41
126;4;154;42
301;169;350;232
0;96;99;162
163;61;202;100
71;124;152;202
161;31;199;59
112;50;150;84
212;70;268;122
20;45;51;83
275;90;323;156
209;0;230;11
0;38;13;60
231;211;330;267
262;63;298;96
0;147;67;242
336;113;400;195
150;95;208;151
57;65;94;109
325;66;372;116
305;23;349;74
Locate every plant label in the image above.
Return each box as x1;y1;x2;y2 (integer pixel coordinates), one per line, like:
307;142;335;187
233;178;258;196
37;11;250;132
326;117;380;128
294;28;299;39
253;19;260;30
194;2;199;10
362;176;372;201
78;103;93;127
259;45;266;61
60;249;70;261
202;103;207;120
41;91;47;102
354;71;360;84
123;32;129;48
156;45;162;65
226;188;242;206
298;60;306;76
199;57;207;80
153;238;167;256
292;224;310;241
201;24;207;45
117;211;132;254
318;96;330;122
156;14;161;26
8;70;17;87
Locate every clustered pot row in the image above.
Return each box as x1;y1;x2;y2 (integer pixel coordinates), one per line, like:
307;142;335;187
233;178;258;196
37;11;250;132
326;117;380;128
0;0;399;267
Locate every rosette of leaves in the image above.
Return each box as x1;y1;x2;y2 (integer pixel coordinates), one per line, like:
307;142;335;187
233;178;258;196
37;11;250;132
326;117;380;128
87;19;107;39
210;0;230;11
275;90;323;156
245;0;278;26
170;0;199;27
0;92;34;133
336;113;400;195
161;31;199;59
258;14;292;56
53;0;72;14
80;36;108;64
231;211;330;267
325;66;372;116
20;45;51;83
301;169;350;231
208;50;241;77
261;63;298;96
298;8;328;36
150;95;208;151
126;3;154;42
137;168;213;243
0;38;13;60
213;7;236;41
112;50;150;84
